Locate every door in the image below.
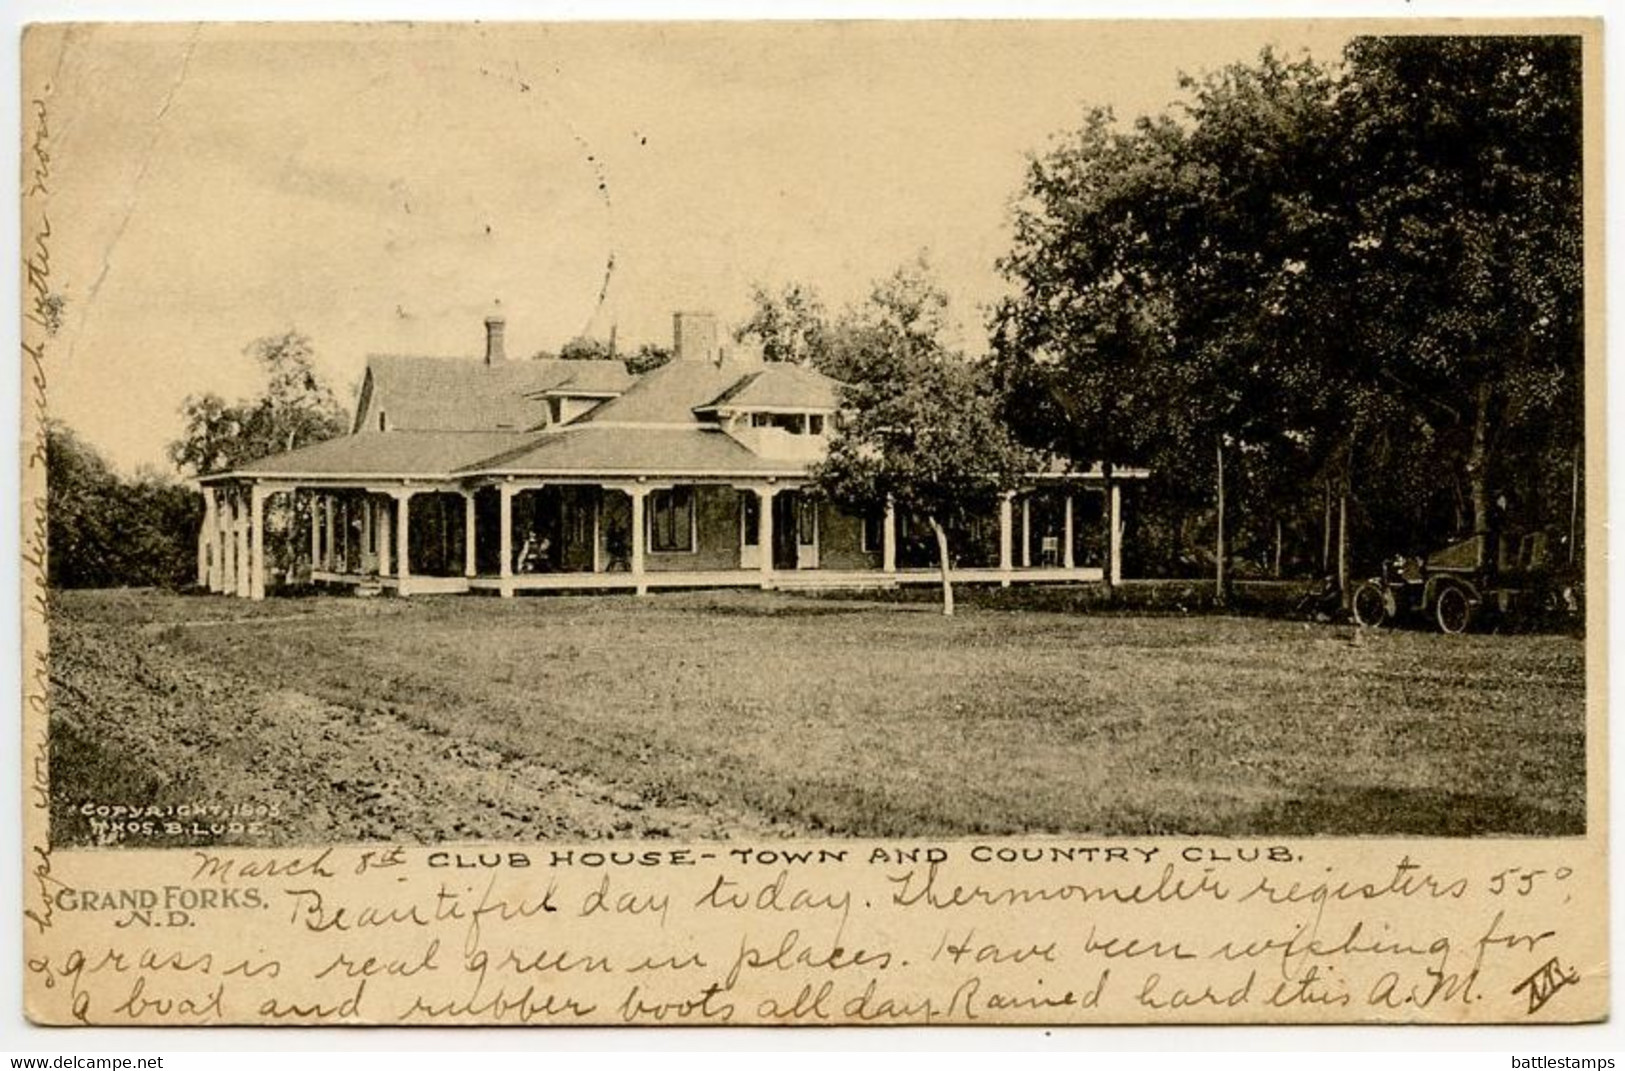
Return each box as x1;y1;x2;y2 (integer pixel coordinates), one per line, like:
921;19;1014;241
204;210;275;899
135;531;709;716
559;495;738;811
772;493;799;569
796;495;819;569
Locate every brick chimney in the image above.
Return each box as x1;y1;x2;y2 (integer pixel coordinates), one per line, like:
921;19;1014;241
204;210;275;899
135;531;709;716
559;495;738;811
484;315;506;364
672;311;720;364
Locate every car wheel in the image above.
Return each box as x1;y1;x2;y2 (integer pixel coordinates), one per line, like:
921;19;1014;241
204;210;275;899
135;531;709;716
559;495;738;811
1434;584;1475;635
1351;581;1389;628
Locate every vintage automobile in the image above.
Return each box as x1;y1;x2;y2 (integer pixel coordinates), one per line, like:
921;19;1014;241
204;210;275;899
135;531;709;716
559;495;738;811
1349;530;1580;634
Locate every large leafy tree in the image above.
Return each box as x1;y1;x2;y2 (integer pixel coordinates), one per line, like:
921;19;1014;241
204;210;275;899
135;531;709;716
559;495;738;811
994;36;1583;588
995;51;1345;594
1336;35;1584;566
814;265;1032;616
48;422;198;589
170;332;347;478
169;332;348;585
735;282;832;366
736;257;953;387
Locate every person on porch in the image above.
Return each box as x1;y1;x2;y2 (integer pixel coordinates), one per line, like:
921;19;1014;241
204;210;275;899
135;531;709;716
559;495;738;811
516;530;552;573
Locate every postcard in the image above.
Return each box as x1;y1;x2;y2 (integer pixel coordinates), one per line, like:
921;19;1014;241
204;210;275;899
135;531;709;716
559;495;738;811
21;19;1606;1025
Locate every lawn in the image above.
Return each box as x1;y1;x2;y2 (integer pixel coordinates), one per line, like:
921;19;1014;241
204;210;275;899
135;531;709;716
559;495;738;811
46;587;1586;845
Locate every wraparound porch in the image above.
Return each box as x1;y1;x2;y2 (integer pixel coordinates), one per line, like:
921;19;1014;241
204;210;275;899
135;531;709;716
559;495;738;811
299;563;1109;595
197;473;1131;600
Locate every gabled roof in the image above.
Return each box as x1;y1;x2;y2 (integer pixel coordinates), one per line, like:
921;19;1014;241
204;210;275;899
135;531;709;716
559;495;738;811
571;360;749;426
468;425;805;477
216;430;528;481
365;356;636;432
695;363;841;413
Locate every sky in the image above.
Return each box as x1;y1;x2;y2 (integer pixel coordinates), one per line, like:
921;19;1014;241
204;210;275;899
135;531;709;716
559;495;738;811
29;20;1365;473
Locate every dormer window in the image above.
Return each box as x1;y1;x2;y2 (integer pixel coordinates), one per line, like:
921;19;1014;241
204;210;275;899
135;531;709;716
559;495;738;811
378;410;387;432
744;411;828;435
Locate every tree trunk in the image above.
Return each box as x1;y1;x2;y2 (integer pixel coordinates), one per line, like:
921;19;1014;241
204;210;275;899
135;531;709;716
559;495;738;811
1467;380;1494;571
1214;436;1226;604
1273;518;1283;579
1101;462;1117;595
930;516;955;618
1321;481;1332;575
1569;440;1581;565
1337;491;1350;610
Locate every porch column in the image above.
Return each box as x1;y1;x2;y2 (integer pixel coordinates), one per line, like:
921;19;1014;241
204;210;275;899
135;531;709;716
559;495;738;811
1063;493;1075;570
342;497;354;573
462;490;477;578
756;485;779;589
630;486;649;596
234;490;250;599
1108;482;1123;586
393;489;414;596
249;484;269;601
220;491;237;596
324;496;336;571
998;492;1014;587
1020;496;1032;569
498;483;515;597
377;495;392;577
882;497;896;574
591;493;603;574
198;488;216;589
361;497;374;572
308;492;320;578
196;491;209;588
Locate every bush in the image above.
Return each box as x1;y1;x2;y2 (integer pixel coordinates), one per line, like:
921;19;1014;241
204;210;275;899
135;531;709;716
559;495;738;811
47;423;201;590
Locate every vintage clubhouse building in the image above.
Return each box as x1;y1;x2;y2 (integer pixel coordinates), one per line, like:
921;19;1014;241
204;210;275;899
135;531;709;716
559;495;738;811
197;312;1144;599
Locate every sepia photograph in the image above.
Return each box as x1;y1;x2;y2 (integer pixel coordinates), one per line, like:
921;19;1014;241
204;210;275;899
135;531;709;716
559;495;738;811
19;17;1606;1029
37;22;1587;849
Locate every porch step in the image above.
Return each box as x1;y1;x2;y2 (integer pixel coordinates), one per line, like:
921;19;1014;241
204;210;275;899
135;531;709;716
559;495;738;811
769;572;899;592
354;582;385;598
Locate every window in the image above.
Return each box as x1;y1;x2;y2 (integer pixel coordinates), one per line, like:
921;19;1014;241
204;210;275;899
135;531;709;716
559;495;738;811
809;414;825;436
377;410;387;432
650;488;694;552
740;493;760;546
862;510;884;553
574;493;593;545
752;413;772;428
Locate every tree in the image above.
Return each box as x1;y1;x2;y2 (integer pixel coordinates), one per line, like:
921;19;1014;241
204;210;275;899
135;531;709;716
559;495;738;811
170;332;347;478
558;336;615;362
625;342;673;375
993;38;1583;592
814;265;1032;616
48;423;198;589
169;331;347;586
1336;36;1583;567
735;282;831;366
996;52;1344;597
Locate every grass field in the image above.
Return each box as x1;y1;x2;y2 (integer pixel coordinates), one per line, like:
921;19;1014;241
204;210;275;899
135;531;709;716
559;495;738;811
47;587;1586;845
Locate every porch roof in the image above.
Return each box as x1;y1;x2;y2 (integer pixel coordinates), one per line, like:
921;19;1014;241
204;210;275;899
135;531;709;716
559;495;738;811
1032;455;1152;480
208;430;528;483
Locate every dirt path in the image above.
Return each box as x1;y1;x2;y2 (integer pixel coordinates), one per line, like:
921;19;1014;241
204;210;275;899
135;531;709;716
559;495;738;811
50;615;803;847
